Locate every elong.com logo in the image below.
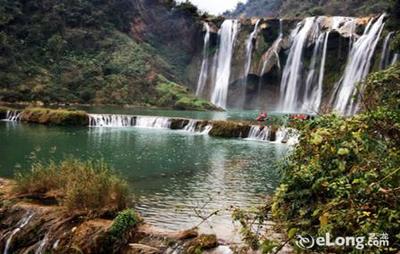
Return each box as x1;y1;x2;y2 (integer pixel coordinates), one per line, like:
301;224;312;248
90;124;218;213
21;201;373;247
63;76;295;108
295;233;389;250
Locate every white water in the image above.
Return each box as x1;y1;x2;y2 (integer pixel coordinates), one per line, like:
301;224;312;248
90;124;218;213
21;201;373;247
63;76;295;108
210;20;239;109
246;125;270;141
302;32;325;112
196;23;211;97
89;114;171;129
3;212;34;254
313;31;330;111
135;116;171;129
35;234;49;254
380;32;394;69
4;110;21;121
333;15;385;115
183;119;198;132
244;19;261;80
392;53;399;65
89;114;135;127
279;18;317;112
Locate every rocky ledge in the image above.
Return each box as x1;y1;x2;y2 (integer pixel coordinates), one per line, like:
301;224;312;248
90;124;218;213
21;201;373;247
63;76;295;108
0;178;231;254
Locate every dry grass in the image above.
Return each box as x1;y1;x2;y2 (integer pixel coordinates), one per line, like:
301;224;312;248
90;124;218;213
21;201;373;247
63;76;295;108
14;158;129;213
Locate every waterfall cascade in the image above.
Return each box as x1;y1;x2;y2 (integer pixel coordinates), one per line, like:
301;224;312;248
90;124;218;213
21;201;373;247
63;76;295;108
244;19;261;80
392;53;399;65
88;114;171;129
210;20;239;109
333;15;385;115
4;212;34;254
196;15;386;116
196;23;211;97
246;125;270;141
279;17;318;112
4;110;22;121
246;125;299;144
380;32;394;69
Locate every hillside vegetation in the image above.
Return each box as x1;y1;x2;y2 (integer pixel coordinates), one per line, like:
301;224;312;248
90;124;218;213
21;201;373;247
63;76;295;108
0;0;213;110
226;0;395;18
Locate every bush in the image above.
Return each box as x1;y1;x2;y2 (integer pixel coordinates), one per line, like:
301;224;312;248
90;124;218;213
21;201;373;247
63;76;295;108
109;209;141;238
15;158;129;213
271;66;400;252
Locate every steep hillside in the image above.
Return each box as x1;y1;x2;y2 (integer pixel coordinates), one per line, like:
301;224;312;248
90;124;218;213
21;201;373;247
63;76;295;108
226;0;395;18
0;0;216;110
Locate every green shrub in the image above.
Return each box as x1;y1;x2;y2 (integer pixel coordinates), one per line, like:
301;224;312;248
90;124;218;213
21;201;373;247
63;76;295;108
15;158;129;213
271;66;400;252
109;209;141;238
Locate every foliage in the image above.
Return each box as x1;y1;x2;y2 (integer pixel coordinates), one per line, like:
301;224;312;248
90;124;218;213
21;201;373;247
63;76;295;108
155;75;218;111
0;0;206;108
15;158;129;213
271;65;400;253
227;0;395;18
109;209;141;238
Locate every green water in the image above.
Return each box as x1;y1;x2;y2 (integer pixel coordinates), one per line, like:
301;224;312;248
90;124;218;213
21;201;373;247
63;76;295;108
0;119;289;240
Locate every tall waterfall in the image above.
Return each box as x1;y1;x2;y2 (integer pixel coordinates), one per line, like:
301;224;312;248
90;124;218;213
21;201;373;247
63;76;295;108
196;23;211;97
244;19;261;81
392;53;399;65
333;15;385;115
302;32;325;112
210;20;239;109
380;32;394;70
279;18;317;112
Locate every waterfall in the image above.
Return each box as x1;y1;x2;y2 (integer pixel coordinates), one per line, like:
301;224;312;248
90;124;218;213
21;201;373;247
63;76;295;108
392;53;399;65
333;15;385;115
196;23;211;97
183;119;198;132
89;114;136;127
302;32;325;112
380;32;394;70
279;18;317;112
4;110;21;121
35;234;49;254
4;212;34;254
135;116;171;129
246;126;270;141
314;31;330;111
244;19;261;81
210;20;239;109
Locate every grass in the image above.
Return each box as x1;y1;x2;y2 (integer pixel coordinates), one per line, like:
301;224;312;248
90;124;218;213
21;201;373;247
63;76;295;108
109;209;141;238
20;107;89;126
14;158;129;213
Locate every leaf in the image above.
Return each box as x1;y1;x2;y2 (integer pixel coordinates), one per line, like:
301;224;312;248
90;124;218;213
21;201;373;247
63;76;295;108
337;148;350;155
319;212;329;226
288;228;298;238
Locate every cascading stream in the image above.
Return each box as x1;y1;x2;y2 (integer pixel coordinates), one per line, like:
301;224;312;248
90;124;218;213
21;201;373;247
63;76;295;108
4;110;21;121
196;23;211;97
3;212;34;254
244;19;261;81
333;15;385;115
210;20;239;109
380;32;394;70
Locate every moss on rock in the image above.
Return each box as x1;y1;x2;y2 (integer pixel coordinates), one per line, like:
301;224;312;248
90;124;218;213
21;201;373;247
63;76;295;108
184;234;218;254
20;108;89;126
209;121;251;138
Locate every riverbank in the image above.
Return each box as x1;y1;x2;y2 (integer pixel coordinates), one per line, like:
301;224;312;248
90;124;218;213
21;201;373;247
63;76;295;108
0;177;235;254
